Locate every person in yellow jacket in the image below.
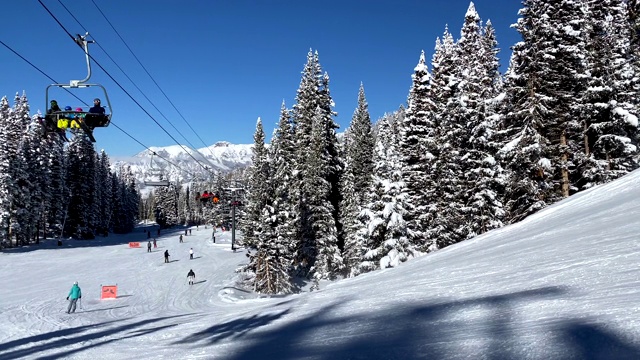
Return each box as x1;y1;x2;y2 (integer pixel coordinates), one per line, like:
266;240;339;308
57;106;83;130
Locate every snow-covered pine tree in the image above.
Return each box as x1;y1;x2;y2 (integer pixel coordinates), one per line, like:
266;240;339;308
65;133;99;238
318;70;344;250
579;0;639;188
306;107;343;287
419;29;460;250
346;83;375;208
338;152;364;277
456;10;506;239
629;0;640;58
10;94;38;244
360;110;414;273
97;151;113;235
109;165;139;233
291;50;344;279
497;0;587;222
44;123;68;238
340;84;375;275
27;113;54;242
0;97;20;245
432;3;489;245
154;181;179;228
292;50;320;260
241;118;271;249
247;204;295;294
398;50;436;249
269;102;298;280
121;165;140;232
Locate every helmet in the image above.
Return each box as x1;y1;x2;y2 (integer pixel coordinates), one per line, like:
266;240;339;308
75;107;83;112
73;281;78;285
64;106;72;111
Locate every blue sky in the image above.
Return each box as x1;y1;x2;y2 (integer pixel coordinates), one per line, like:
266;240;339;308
1;0;523;157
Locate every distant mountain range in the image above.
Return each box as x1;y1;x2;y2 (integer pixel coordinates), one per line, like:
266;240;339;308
113;141;254;190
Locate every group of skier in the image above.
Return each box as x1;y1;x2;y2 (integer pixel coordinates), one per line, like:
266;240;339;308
65;227;202;313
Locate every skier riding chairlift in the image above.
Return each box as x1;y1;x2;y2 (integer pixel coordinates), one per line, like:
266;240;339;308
41;33;112;143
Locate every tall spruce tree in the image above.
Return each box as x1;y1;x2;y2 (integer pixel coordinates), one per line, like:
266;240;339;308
498;0;588;222
456;8;506;239
97;151;113;235
579;0;639;188
345;83;375;207
270;102;298;278
340;84;375;275
360;113;413;274
398;51;436;248
291;50;343;280
65;134;98;238
306;107;343;286
241;118;271;249
10;94;36;244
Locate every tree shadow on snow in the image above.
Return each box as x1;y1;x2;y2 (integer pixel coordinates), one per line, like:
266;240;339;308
175;285;640;360
559;320;640;360
0;314;195;360
172;306;295;346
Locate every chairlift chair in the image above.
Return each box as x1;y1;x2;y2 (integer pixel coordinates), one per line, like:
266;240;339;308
42;33;112;142
143;152;170;187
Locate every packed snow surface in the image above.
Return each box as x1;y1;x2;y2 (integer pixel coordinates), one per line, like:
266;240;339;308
2;170;640;359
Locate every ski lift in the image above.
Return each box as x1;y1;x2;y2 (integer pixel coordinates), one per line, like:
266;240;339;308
41;33;112;142
143;152;170;187
195;191;221;206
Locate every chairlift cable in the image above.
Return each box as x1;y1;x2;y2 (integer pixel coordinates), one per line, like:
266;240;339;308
0;40;87;107
0;38;201;179
89;0;220;163
57;0;219;170
38;0;217;176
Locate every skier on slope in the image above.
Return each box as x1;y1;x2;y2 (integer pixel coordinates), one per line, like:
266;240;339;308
66;281;82;314
187;269;195;285
164;250;170;263
189;248;194;260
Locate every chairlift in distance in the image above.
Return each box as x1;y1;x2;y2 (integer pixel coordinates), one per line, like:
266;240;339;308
195;191;220;204
41;33;112;142
143;151;170;187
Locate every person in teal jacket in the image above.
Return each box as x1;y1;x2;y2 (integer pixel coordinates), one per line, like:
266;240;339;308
66;281;82;314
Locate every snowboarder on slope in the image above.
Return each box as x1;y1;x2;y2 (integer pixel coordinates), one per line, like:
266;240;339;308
66;281;82;313
187;269;195;285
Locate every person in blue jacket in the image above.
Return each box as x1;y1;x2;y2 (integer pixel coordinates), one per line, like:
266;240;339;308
66;281;82;314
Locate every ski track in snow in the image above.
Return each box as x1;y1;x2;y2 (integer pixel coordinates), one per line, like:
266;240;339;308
2;172;640;359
